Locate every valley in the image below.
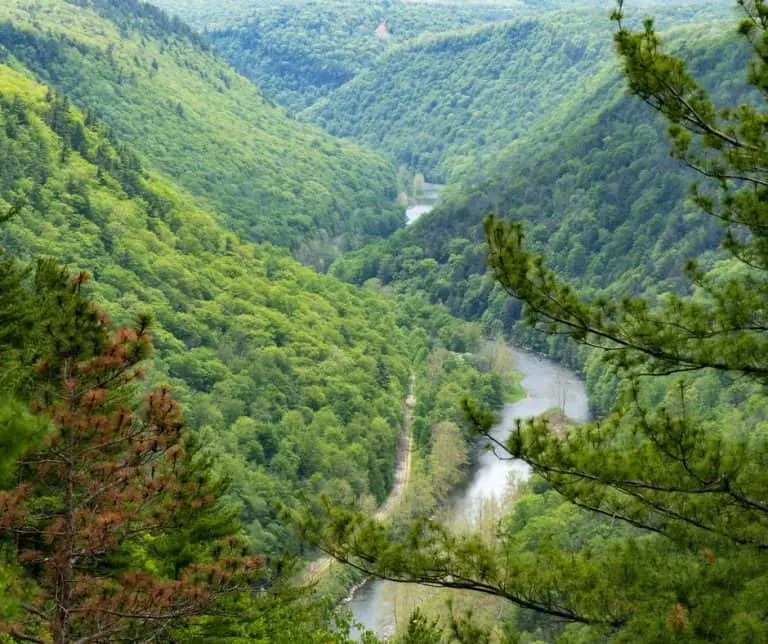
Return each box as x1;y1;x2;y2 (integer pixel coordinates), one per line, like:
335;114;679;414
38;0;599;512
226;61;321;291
0;0;766;642
0;0;403;257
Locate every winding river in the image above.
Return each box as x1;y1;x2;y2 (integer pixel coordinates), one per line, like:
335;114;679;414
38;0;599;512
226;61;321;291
345;186;590;639
347;349;590;640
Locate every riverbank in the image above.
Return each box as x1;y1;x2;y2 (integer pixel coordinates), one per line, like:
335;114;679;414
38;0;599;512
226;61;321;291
347;347;589;639
406;183;443;225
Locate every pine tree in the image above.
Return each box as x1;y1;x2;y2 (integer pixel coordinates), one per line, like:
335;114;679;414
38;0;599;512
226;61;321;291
0;267;262;643
0;220;49;493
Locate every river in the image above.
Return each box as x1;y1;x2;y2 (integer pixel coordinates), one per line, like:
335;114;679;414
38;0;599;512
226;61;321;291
347;349;590;640
406;183;443;225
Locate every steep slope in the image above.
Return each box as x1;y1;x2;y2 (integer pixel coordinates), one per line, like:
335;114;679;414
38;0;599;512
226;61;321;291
307;14;614;183
150;0;712;32
188;0;525;111
0;0;403;259
0;60;501;556
306;4;734;183
151;0;556;32
331;24;748;359
152;1;724;114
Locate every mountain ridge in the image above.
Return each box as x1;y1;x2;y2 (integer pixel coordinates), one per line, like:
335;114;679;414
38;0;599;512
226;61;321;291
0;0;404;262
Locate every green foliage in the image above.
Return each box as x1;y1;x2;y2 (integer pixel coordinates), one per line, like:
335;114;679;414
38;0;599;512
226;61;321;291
307;15;614;182
308;2;768;640
0;61;497;570
153;0;730;116
286;3;727;181
0;548;34;632
397;609;443;643
0;397;48;489
412;349;504;452
0;64;406;556
0;0;404;259
0;236;355;642
152;0;625;33
151;1;730;182
7;0;761;637
196;0;526;112
330;19;749;394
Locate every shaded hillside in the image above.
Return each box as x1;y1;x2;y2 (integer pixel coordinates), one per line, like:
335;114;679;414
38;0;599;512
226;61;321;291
331;25;747;347
307;15;614;182
154;1;711;113
196;1;524;111
0;0;403;258
307;4;734;182
151;0;724;32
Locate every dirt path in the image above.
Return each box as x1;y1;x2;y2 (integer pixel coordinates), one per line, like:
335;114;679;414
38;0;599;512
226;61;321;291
303;374;415;581
374;376;415;520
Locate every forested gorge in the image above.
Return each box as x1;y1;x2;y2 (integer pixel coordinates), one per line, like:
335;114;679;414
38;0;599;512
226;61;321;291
329;21;751;407
0;53;507;556
306;16;614;183
0;2;508;636
1;0;768;641
302;4;732;184
0;0;404;262
194;2;526;112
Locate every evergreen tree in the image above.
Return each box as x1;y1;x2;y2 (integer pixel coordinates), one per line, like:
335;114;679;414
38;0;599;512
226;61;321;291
303;2;768;640
0;266;263;643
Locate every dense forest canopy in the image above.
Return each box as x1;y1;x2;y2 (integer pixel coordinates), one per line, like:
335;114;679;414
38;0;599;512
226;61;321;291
329;22;749;371
183;1;527;111
306;15;615;183
0;53;510;563
0;0;405;261
1;0;766;641
152;0;733;30
0;266;271;642
153;0;734;179
0;62;404;554
302;4;733;182
0;34;511;641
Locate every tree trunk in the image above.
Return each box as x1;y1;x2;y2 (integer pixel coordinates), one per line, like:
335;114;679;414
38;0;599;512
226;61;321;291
54;360;76;644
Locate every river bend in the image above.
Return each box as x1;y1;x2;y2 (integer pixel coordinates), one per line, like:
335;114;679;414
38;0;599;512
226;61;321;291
347;348;589;639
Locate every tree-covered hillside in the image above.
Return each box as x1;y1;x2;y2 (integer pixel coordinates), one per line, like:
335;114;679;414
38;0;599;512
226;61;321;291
152;0;542;32
188;1;525;112
306;5;734;183
307;15;615;183
0;61;503;561
2;0;762;639
330;24;747;352
151;0;723;33
149;0;734;180
0;0;403;259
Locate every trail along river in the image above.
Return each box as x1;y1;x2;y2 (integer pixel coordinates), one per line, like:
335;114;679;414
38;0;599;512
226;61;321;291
346;186;590;639
347;349;590;639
